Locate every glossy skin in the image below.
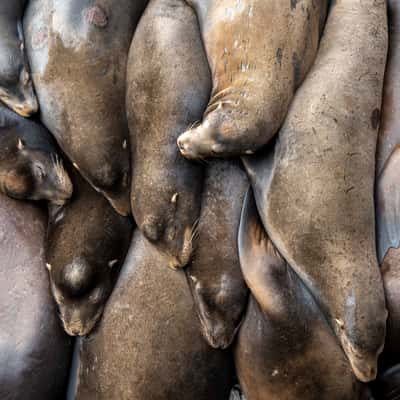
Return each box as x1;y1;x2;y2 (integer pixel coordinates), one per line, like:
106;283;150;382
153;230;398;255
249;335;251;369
24;0;149;216
0;193;73;400
46;167;133;336
235;189;361;400
177;0;328;159
72;231;234;400
0;104;72;204
186;160;248;348
0;0;38;116
127;0;210;268
243;0;388;382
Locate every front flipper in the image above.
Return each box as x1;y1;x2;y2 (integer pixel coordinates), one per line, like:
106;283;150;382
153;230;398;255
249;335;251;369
238;187;291;318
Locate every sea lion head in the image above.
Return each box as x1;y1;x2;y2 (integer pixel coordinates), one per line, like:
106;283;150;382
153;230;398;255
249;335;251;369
177;120;221;160
177;113;246;159
334;307;387;383
0;138;73;205
48;257;115;337
139;193;199;270
0;22;38;117
46;170;133;336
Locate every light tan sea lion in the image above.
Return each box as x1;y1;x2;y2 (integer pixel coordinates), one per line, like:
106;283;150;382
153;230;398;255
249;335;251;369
177;0;328;159
242;0;388;382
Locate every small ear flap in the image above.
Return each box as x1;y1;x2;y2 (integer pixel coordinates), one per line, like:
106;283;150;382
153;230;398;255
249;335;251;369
17;138;25;151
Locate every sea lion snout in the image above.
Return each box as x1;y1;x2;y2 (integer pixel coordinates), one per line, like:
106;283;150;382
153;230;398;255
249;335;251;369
0;61;38;117
177;124;223;160
141;216;196;269
61;305;103;337
348;354;378;383
338;327;381;382
169;223;198;269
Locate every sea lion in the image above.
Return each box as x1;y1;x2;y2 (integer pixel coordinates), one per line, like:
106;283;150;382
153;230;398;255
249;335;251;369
376;0;400;177
368;3;400;393
126;0;210;268
71;230;234;400
242;0;388;382
0;104;72;204
374;128;400;394
0;193;73;400
373;364;400;400
46;166;133;336
176;0;328;159
0;0;38;117
375;0;400;264
234;189;362;400
372;147;400;399
24;0;149;216
186;160;248;349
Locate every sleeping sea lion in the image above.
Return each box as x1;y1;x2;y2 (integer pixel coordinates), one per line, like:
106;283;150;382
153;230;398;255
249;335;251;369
0;193;73;400
375;149;400;386
0;0;38;116
126;0;210;268
242;0;388;382
234;189;362;400
376;0;400;177
71;230;234;400
177;0;328;159
186;160;248;349
46;166;133;336
373;364;400;400
373;3;400;391
24;0;149;216
0;104;72;204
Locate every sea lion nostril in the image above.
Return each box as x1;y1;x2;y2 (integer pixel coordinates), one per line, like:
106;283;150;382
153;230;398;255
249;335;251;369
177;137;186;151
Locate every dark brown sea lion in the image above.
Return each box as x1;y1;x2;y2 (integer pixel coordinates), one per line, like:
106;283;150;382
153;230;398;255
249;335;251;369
186;160;248;349
177;0;328;159
373;364;400;400
24;0;149;216
126;0;210;268
242;0;388;382
0;104;72;204
46;166;133;336
0;0;38;117
71;230;234;400
0;193;73;400
235;189;361;400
